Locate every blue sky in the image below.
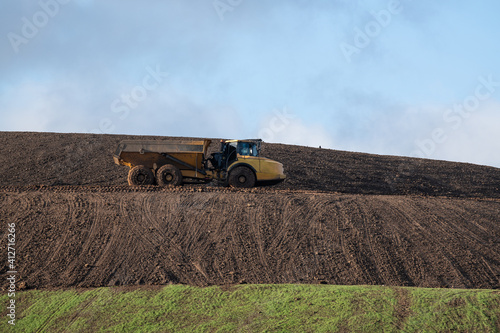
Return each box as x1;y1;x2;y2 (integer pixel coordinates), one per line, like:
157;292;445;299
1;0;499;167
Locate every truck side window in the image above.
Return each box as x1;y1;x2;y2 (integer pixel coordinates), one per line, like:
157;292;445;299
251;143;258;156
238;142;251;156
227;143;237;163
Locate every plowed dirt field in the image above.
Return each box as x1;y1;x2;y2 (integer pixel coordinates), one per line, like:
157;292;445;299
0;132;499;290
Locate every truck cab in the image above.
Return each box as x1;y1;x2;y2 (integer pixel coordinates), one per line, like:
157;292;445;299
210;139;285;188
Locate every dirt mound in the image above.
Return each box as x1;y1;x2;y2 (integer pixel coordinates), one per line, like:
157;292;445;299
0;132;499;290
1;186;498;290
0;132;499;198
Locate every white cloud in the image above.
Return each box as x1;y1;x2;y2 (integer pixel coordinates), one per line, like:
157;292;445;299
1;80;96;133
433;101;500;167
2;81;61;131
257;108;335;148
367;100;500;168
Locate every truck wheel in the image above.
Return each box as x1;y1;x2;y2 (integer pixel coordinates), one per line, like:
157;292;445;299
229;166;256;188
128;165;155;185
156;164;183;186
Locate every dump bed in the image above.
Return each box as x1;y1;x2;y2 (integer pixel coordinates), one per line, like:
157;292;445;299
113;139;211;173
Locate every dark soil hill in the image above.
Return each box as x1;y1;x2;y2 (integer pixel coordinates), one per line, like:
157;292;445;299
0;132;498;290
1;187;499;290
0;132;499;198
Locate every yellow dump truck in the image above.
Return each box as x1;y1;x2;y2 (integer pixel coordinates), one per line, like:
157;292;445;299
113;139;285;188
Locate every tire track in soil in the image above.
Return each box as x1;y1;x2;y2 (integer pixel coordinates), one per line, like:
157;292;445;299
361;197;417;287
325;197;356;284
0;191;32;228
224;195;251;283
180;194;217;284
2;192;34;285
247;195;272;283
295;195;332;283
208;194;246;284
331;196;375;285
308;195;342;283
206;193;235;283
258;196;282;283
374;196;500;288
347;196;385;285
97;193;141;286
62;193;107;287
411;199;481;288
262;196;300;283
45;194;87;263
205;196;234;283
265;196;310;283
304;195;345;284
373;196;454;288
412;197;498;288
139;193;194;285
425;198;500;288
39;194;94;287
0;192;33;279
24;192;64;287
353;196;387;285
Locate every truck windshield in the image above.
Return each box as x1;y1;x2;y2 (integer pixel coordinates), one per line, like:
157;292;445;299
238;142;258;156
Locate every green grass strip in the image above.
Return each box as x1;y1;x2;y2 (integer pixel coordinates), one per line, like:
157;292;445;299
1;284;498;332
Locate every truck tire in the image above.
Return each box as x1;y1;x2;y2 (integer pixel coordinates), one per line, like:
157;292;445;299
156;164;183;186
228;166;256;188
128;165;155;185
